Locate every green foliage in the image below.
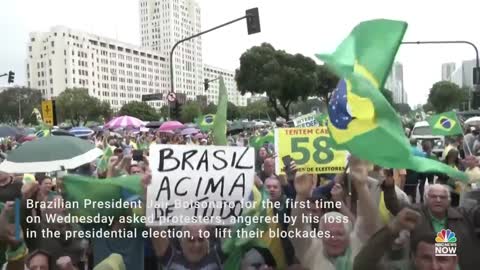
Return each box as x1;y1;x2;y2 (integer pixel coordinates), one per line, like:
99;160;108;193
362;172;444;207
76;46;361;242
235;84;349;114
159;106;170;120
394;103;412;115
290;98;324;115
427;81;463;113
312;65;339;102
238;100;277;120
0;87;42;125
236;43;317;120
422;103;434;113
56;88;112;126
119;101;159;121
180;101;202;123
227;102;240;121
203;103;217;115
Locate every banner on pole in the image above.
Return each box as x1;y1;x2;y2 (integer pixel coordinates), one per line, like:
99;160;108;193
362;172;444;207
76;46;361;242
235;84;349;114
292;112;318;127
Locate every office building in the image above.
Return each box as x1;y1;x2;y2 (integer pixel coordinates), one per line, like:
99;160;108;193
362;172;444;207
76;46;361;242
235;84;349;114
26;26;170;111
247;95;268;105
385;62;407;104
139;0;203;101
450;59;476;89
25;0;248;113
442;62;456;81
203;65;248;106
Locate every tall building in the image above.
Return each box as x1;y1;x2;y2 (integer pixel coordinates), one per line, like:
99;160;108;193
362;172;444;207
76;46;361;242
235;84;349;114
203;65;248;106
25;0;248;113
26;26;170;111
385;62;407;104
139;0;203;101
441;62;456;81
450;59;476;89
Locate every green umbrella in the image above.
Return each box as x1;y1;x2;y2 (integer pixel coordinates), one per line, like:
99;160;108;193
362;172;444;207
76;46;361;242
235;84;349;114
0;136;102;173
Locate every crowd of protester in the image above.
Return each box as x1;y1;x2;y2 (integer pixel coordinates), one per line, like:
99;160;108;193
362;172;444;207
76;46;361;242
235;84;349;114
0;122;479;270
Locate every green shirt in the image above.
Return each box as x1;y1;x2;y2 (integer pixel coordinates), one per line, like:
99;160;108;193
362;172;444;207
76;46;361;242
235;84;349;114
430;213;447;233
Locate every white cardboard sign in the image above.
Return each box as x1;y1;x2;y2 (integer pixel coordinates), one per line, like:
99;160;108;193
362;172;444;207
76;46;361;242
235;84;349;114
293;112;318;127
146;144;255;226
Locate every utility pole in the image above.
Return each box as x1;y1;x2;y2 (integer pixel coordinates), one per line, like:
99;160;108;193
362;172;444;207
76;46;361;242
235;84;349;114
401;40;480;110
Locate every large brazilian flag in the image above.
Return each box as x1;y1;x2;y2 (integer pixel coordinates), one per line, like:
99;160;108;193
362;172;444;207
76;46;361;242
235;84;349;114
212;76;228;146
198;114;216;131
316;19;466;181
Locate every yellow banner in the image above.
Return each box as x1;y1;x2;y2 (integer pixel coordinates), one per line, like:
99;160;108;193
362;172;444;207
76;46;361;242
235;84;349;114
41;100;54;126
274;127;347;175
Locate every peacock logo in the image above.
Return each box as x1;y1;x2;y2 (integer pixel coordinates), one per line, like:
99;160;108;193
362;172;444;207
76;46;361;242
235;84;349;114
435;229;457;243
435;229;457;257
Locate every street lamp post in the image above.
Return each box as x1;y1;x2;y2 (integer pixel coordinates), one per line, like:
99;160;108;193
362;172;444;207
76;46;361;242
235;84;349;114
168;8;260;119
401;40;480;109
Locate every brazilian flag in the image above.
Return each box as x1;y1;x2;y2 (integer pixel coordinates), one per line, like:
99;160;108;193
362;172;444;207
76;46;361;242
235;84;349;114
212;76;228;146
198;114;216;131
427;111;463;136
316;19;467;181
315;113;329;126
62;174;143;228
250;130;274;150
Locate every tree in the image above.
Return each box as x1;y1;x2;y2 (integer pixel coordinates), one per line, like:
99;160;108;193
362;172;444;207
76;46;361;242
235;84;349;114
56;88;112;126
90;100;113;123
422;103;434;113
119;101;159;121
290;98;324;115
0;87;42;125
381;88;394;106
227;102;240;120
394;103;412;115
236;43;317;120
180;101;202;123
238;100;277;120
203;103;217;115
427;81;463;113
159;106;170;120
312;65;339;103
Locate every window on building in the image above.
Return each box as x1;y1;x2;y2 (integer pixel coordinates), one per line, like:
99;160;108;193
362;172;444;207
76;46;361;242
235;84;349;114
50;88;53;94
50;78;53;84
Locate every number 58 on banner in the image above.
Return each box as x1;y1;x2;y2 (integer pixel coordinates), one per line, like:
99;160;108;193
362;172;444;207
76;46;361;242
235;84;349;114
274;127;348;175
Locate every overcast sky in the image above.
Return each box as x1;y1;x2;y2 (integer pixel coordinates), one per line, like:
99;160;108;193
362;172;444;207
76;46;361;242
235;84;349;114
1;0;479;106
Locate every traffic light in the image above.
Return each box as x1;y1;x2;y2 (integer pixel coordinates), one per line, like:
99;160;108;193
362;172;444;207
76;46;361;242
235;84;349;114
7;71;14;84
204;79;209;91
245;8;261;35
472;90;480;110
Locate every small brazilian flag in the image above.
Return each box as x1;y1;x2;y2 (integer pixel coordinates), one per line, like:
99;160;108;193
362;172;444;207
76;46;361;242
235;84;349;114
427;111;463;136
315;113;329;126
198;114;216;131
316;19;467;182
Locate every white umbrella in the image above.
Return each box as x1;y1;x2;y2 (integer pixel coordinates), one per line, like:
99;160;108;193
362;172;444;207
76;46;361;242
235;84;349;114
465;116;480;125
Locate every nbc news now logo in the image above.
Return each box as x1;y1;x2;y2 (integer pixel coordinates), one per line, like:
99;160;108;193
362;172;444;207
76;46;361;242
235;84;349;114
435;229;457;256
